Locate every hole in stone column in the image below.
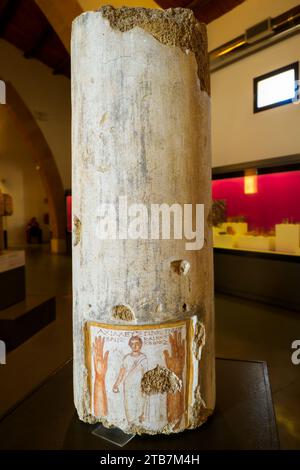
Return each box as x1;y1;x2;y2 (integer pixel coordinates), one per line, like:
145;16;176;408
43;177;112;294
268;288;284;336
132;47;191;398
171;259;190;276
141;365;182;395
155;303;163;313
112;304;135;321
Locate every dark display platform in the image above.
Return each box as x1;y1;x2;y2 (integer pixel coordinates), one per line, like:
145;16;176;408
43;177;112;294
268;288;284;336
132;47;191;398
0;295;56;352
0;358;279;450
0;266;25;311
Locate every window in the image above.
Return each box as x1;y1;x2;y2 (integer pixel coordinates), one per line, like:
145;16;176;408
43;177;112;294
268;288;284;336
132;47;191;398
253;62;299;113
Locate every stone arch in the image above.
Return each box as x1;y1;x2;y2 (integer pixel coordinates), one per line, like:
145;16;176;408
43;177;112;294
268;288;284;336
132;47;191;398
5;81;66;252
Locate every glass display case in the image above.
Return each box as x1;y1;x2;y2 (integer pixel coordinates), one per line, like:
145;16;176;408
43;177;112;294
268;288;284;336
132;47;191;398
212;169;300;256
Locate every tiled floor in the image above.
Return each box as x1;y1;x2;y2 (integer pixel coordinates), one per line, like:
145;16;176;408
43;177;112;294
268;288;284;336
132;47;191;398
0;246;72;417
0;246;299;449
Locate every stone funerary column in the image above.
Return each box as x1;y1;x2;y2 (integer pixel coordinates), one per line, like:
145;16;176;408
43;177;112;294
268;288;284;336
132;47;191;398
72;6;215;435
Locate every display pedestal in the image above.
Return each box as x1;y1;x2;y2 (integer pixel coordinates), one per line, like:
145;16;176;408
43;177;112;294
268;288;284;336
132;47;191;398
0;250;56;352
0;295;56;352
0;358;279;450
0;251;25;310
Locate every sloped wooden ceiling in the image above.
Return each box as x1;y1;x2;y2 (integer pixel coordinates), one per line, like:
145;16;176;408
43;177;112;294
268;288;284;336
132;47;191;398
0;0;70;77
0;0;245;77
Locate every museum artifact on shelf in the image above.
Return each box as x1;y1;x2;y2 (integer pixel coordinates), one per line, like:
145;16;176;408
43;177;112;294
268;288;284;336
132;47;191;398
72;6;215;434
212;169;300;255
213;219;300;254
275;223;300;254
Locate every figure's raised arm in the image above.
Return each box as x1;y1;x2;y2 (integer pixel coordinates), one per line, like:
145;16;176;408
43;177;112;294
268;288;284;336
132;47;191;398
93;336;109;417
93;336;109;378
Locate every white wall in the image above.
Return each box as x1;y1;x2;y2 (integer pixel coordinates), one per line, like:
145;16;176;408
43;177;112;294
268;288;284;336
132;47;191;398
0;107;50;247
0;39;71;189
209;0;300;168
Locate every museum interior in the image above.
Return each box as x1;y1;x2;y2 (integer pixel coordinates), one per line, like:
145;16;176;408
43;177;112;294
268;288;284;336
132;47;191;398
0;0;299;452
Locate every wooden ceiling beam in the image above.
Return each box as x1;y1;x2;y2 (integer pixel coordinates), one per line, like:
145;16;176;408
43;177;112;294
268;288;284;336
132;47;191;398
0;0;22;35
23;25;53;59
34;0;83;53
187;0;212;9
53;56;70;77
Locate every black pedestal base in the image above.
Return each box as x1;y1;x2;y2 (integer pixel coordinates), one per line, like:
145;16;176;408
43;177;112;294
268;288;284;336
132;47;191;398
0;296;56;352
0;358;279;450
0;266;25;311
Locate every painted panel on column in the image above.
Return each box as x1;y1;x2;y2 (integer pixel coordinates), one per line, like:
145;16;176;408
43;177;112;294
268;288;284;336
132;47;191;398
85;316;206;434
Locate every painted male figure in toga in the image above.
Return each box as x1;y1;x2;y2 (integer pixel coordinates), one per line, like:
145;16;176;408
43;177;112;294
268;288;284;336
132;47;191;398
113;336;148;425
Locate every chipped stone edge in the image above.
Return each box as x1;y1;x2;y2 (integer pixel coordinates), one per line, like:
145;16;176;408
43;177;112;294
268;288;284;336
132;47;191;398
73;215;81;247
193;320;206;360
72;6;210;96
77;407;214;435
